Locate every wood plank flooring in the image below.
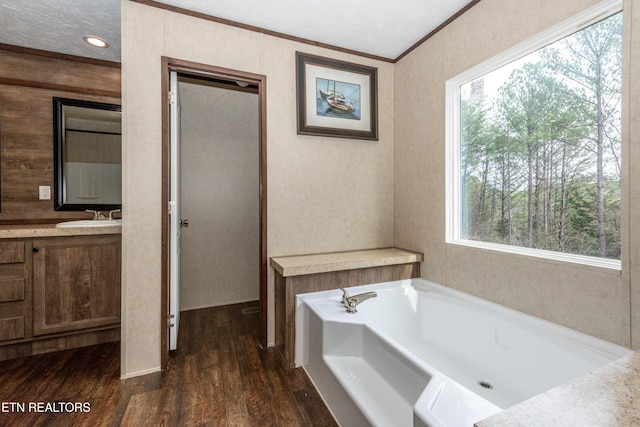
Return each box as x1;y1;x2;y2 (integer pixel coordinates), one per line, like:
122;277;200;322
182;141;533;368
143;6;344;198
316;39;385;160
0;301;338;426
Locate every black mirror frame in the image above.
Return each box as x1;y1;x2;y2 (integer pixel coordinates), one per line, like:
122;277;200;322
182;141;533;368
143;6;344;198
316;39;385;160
53;97;122;211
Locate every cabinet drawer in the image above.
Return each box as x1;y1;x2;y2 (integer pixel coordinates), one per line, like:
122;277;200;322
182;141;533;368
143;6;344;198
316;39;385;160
0;241;24;264
0;278;25;303
0;317;25;341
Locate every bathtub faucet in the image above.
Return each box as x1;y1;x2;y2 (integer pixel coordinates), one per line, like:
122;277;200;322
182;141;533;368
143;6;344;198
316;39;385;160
338;287;377;314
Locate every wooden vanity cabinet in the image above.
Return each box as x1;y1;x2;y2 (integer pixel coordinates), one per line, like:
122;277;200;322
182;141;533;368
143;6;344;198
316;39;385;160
0;233;120;361
32;235;121;336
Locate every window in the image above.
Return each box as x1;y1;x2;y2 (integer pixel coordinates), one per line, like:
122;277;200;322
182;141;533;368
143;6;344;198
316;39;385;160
446;1;623;269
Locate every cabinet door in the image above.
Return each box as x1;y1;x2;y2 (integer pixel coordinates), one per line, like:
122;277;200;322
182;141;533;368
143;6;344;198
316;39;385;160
32;235;121;336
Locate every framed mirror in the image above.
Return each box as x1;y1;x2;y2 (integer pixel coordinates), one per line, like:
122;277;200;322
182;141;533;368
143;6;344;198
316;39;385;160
53;97;122;211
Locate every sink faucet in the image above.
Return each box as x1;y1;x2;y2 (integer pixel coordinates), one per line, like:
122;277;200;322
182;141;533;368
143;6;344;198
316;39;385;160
85;209;106;220
85;209;121;220
108;209;121;220
339;287;377;314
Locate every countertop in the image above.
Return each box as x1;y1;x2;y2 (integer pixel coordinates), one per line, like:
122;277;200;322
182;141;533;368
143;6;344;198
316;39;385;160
270;247;423;277
476;351;640;426
0;223;121;239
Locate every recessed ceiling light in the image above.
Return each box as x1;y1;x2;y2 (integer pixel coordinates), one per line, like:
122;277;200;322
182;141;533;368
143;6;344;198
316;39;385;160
83;35;109;48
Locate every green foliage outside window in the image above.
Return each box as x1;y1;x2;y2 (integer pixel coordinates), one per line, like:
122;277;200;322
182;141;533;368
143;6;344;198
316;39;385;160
459;12;623;260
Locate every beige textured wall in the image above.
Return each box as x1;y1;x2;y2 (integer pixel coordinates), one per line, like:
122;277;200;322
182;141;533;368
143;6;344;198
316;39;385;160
395;0;636;348
179;82;260;310
121;1;395;376
627;0;640;349
121;0;636;378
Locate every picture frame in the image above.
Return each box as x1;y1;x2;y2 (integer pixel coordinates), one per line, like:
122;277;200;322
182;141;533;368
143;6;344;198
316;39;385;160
296;52;378;140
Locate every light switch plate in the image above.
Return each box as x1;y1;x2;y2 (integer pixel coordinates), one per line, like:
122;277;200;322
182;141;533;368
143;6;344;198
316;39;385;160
39;186;51;200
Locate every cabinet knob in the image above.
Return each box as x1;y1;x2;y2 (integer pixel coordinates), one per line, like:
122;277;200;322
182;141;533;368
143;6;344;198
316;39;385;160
32;247;39;253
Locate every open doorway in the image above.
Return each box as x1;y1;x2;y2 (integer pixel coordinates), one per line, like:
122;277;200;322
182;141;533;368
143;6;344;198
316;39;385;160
161;58;267;368
179;76;259;310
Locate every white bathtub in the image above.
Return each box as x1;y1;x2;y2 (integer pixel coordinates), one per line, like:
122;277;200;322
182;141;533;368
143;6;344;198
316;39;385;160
296;278;632;427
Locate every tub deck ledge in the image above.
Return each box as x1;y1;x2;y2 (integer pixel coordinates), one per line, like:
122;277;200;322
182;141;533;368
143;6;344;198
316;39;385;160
476;351;640;426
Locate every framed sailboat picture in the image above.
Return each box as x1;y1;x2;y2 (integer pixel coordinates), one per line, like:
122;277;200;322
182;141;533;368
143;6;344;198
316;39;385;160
296;52;378;140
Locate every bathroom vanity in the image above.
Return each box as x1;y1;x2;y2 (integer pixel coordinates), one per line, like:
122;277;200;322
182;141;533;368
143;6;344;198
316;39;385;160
0;224;121;361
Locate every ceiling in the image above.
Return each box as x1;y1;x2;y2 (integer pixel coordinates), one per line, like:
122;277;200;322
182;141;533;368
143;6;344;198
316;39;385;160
0;0;475;62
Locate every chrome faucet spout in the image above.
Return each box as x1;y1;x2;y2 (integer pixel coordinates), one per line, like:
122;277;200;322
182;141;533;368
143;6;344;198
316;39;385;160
108;209;121;220
339;288;377;314
351;291;377;305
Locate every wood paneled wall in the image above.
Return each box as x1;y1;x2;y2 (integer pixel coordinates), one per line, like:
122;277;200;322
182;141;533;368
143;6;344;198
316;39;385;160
0;46;121;223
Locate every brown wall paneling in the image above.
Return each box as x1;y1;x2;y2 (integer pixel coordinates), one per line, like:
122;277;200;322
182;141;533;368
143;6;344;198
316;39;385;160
0;47;121;222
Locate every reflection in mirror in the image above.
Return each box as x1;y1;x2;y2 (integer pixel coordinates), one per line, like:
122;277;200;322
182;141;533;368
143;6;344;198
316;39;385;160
53;97;122;211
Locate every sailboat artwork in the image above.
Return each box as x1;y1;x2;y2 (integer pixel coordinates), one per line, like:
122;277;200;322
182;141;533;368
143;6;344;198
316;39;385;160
316;78;361;120
297;52;377;140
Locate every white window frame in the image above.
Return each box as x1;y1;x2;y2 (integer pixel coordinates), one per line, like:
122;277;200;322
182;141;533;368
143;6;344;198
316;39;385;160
445;0;623;272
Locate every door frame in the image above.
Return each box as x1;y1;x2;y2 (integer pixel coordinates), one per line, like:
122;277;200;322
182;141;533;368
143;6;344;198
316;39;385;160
160;57;268;368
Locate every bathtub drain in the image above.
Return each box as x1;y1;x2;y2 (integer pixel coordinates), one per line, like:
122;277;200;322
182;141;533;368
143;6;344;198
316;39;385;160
477;380;493;390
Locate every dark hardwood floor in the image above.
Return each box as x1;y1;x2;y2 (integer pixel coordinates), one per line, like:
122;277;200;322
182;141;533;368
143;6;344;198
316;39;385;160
0;301;338;426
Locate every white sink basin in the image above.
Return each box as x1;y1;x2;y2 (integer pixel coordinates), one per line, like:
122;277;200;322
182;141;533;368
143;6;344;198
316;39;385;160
55;219;122;228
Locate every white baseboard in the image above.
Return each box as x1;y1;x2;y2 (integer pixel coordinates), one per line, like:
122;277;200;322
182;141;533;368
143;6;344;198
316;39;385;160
120;366;161;380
